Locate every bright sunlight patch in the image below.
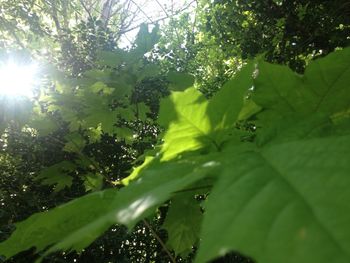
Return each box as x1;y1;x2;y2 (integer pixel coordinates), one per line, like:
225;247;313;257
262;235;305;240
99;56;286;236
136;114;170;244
0;60;39;97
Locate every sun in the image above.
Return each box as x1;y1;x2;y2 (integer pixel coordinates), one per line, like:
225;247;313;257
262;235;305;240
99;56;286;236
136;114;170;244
0;60;39;98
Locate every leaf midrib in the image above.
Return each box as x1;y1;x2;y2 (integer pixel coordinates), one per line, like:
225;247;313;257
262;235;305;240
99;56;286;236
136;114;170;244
313;60;350;113
258;150;350;259
177;111;220;150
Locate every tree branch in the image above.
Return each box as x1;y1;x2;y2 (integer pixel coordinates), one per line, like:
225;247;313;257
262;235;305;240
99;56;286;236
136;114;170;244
100;0;117;26
117;0;196;36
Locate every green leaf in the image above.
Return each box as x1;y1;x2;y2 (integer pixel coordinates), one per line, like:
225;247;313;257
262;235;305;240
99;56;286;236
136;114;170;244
36;161;76;192
138;64;160;81
115;126;134;142
302;47;350;114
253;61;306;118
136;102;151;120
83;110;116;134
86;125;102;143
238;99;262;121
84;69;112;82
96;50;124;67
29;114;57;136
83;173;103;192
81;94;117;134
63;132;86;153
207;62;255;143
167;72;195;91
0;189;117;259
252;48;350;144
46;93;82;131
133;24;160;56
0;154;213;260
115;107;135;121
196;134;350;263
121;156;154;185
163;194;202;256
158;88;215;160
90;81;114;95
158;64;255;159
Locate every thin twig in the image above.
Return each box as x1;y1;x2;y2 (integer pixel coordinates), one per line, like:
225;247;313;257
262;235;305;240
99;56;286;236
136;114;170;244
80;0;94;21
130;0;154;23
142;219;176;263
155;0;169;17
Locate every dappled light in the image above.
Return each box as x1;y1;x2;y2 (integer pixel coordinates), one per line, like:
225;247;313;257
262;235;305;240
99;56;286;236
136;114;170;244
116;195;156;224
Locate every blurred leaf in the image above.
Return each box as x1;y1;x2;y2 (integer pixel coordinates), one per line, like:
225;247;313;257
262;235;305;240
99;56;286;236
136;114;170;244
36;161;76;192
137;64;160;81
136;103;150;120
63;132;86;153
167;72;195;91
86;125;102;143
163;194;202;256
84;173;103;192
238;99;262;121
90;81;114;95
96;50;123;67
133;24;160;56
29;113;57;136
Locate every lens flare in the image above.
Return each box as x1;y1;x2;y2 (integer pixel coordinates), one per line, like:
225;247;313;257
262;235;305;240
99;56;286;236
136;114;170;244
0;61;39;97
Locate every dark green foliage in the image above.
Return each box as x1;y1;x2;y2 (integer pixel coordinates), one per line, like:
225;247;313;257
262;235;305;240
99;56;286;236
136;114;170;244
131;77;170;120
207;0;350;72
58;18;117;75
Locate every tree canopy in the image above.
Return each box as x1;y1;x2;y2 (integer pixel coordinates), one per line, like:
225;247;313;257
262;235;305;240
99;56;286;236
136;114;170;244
0;0;349;262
